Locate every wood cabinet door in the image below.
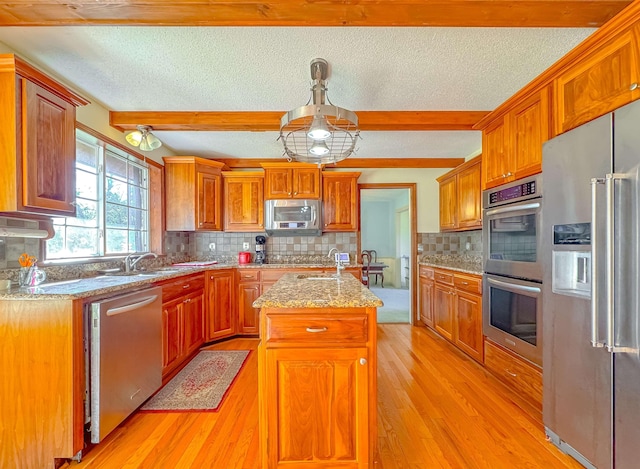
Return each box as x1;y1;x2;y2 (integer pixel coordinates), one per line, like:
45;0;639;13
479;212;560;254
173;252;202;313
454;291;484;363
322;172;359;231
434;284;454;342
482;118;510;190
223;174;264;232
419;278;434;329
510;87;550;180
264;347;369;468
206;270;235;341
22;79;76;215
456;161;482;229
238;282;261;334
264;168;292;199
555;25;640;135
183;290;205;356
162;299;183;375
197;171;222;230
292;168;320;198
438;175;457;231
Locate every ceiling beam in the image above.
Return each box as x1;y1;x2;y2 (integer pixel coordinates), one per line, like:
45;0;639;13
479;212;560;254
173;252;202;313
0;1;630;27
216;157;465;169
110;110;489;132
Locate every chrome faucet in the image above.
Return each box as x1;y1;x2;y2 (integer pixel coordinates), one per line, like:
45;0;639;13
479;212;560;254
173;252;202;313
327;248;344;278
124;252;158;272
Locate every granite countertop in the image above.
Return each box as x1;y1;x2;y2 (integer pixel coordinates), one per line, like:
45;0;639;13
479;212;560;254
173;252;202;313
252;272;383;309
238;262;362;269
418;255;483;275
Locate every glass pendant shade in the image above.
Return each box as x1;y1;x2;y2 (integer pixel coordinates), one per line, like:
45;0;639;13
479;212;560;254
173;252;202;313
309;140;330;156
125;125;162;152
307;116;331;140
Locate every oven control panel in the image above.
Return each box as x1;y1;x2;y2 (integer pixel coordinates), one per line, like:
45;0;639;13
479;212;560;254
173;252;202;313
488;181;537;204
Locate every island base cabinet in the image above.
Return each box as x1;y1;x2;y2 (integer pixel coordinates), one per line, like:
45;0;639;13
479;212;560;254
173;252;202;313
262;347;370;468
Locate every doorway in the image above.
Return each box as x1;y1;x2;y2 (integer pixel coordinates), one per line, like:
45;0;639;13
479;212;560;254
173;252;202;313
358;183;417;324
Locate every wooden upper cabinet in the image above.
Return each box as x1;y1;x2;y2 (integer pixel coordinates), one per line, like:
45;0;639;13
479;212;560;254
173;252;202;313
222;171;264;232
481;86;550;190
555;24;640;135
510;87;551;181
0;54;88;216
438;175;457;231
321;171;360;232
163;156;225;231
262;162;320;199
437;155;481;232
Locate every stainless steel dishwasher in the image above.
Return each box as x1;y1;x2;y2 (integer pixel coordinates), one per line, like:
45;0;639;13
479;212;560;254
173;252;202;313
89;287;162;443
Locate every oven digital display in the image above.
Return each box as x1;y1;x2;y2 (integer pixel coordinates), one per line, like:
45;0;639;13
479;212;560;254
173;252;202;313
489;181;536;204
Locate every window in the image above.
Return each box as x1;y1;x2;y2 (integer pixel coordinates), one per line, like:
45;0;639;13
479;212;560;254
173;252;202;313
46;129;150;259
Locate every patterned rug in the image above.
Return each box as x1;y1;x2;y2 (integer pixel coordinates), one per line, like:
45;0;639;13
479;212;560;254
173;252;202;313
141;350;250;412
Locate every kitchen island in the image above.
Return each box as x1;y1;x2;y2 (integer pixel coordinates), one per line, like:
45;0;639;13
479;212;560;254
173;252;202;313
253;272;382;468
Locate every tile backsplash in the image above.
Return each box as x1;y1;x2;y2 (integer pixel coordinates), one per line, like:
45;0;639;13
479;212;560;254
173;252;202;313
418;230;482;257
0;217;42;269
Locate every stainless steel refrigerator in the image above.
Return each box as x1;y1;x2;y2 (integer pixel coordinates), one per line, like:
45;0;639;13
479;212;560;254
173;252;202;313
542;99;640;469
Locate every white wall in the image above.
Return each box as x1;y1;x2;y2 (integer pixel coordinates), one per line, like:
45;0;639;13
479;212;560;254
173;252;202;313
0;41;174;164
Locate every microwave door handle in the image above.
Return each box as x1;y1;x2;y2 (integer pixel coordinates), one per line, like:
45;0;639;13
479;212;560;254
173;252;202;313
591;177;606;348
487;277;541;294
485;202;541;217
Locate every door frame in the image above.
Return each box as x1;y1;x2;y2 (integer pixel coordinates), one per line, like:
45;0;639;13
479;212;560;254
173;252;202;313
357;183;417;324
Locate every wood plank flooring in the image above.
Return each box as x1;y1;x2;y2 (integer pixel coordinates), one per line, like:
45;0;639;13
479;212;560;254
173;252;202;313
72;326;582;468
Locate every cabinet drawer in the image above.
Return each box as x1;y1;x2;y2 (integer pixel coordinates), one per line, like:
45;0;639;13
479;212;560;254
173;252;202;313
419;266;434;279
484;340;542;408
160;274;205;302
434;270;454;285
265;314;368;344
238;270;260;282
454;274;482;294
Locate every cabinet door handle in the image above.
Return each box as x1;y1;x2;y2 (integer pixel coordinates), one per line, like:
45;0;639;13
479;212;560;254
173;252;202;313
184;298;191;303
306;326;328;333
506;171;513;177
359;358;367;366
293;192;298;195
183;284;190;289
460;281;469;285
630;83;639;91
505;369;517;378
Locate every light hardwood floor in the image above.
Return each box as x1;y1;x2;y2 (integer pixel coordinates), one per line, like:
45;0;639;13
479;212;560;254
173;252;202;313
72;325;581;468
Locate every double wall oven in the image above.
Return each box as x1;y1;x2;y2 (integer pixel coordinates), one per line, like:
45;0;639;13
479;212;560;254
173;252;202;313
483;175;543;366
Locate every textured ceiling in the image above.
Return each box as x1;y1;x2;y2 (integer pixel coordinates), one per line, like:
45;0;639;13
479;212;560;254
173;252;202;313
0;26;594;160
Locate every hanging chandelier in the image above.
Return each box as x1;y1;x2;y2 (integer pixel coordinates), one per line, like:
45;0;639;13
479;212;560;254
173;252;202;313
280;58;359;164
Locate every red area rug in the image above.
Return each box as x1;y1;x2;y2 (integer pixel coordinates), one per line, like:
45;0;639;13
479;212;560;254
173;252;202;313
141;350;250;412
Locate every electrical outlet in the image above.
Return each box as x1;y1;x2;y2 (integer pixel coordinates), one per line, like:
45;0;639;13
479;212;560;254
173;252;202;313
242;242;250;250
209;242;216;251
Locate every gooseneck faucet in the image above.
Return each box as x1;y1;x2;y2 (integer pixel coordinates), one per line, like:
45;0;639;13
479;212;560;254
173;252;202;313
124;252;158;272
327;248;344;278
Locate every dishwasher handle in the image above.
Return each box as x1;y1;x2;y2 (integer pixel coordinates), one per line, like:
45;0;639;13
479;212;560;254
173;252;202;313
106;295;159;316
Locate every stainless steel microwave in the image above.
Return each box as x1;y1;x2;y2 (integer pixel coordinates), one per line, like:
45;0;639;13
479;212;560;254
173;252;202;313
264;199;322;237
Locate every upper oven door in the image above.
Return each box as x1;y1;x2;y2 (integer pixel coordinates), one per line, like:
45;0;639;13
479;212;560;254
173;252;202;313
483;199;542;281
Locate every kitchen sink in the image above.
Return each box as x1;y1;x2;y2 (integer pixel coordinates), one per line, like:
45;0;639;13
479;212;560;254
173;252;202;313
296;274;338;280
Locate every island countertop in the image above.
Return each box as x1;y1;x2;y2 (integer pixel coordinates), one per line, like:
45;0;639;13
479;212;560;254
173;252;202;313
252;272;383;309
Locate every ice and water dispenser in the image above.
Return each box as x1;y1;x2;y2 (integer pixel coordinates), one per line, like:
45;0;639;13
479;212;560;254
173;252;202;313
552;223;591;299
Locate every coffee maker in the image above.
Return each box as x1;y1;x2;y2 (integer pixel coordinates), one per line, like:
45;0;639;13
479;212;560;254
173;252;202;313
255;235;266;265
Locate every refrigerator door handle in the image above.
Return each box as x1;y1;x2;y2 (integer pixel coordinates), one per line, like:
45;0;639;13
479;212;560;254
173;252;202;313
590;177;605;348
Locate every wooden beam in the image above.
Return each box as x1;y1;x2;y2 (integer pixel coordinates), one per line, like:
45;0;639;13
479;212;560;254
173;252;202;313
215;157;465;169
110;110;489;132
0;1;630;27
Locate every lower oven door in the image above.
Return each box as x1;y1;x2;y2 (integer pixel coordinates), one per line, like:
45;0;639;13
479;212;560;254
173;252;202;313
483;274;542;366
483;199;542;282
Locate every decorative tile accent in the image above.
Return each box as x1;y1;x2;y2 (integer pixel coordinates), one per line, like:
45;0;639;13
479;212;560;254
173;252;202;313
418;230;483;257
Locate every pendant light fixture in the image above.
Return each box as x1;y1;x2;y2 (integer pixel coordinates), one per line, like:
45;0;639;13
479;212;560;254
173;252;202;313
280;58;359;164
125;125;162;152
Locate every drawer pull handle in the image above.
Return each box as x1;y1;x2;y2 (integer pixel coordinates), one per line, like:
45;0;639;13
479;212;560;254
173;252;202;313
306;327;328;333
460;281;469;285
184;298;191;303
505;369;517;378
183;284;190;289
359;358;367;366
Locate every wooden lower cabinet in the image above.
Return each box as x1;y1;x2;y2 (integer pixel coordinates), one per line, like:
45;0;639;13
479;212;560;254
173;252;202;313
238;281;261;334
206;269;236;341
434;283;455;341
160;274;205;378
422;266;484;363
263;347;370;467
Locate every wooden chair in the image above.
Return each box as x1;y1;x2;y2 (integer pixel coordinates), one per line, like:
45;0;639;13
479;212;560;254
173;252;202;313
361;252;371;288
362;250;382;286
